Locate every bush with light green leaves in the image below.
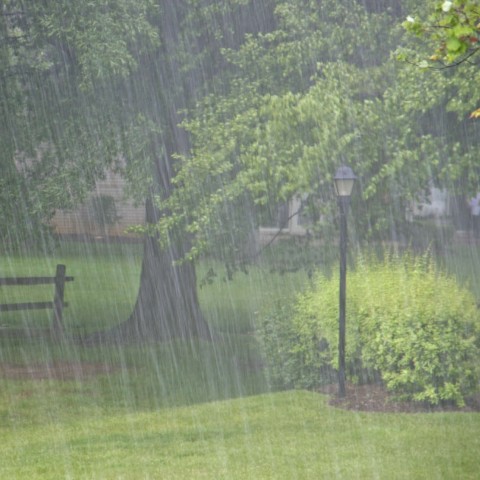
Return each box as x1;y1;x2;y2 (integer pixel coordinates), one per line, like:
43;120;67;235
259;253;480;406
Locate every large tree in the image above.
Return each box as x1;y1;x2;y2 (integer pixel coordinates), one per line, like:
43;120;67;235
0;1;158;245
1;0;278;341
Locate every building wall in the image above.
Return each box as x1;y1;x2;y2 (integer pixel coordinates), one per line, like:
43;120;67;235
50;171;145;238
258;195;308;245
410;187;449;219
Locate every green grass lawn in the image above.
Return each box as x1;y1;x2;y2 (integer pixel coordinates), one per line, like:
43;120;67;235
0;240;479;478
2;390;479;479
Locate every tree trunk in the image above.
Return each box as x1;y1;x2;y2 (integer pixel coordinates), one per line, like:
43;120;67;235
85;197;213;344
86;109;214;343
110;198;213;342
119;243;211;341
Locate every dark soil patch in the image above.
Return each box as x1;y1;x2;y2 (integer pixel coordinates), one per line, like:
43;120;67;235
318;383;480;413
0;361;118;381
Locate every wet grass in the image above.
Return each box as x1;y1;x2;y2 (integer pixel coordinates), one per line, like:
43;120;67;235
1;390;479;479
0;240;479;478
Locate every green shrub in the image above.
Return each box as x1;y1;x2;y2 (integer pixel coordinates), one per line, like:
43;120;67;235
259;301;336;389
259;253;480;406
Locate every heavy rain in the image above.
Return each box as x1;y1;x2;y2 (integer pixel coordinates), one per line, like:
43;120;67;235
1;1;479;478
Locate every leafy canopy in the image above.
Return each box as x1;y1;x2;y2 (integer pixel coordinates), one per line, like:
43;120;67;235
156;0;479;262
400;0;480;117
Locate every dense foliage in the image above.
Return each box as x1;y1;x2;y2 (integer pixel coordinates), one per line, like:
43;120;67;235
402;0;480;67
2;0;479;256
2;1;480;337
160;0;480;264
0;0;158;248
259;253;480;406
400;1;480;119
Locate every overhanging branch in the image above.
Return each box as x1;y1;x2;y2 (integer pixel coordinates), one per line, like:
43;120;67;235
405;47;480;70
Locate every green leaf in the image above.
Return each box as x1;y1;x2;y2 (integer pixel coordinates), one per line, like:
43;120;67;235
446;36;463;52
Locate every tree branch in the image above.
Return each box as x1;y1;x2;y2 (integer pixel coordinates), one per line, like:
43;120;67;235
405;47;480;70
251;202;305;260
437;47;480;69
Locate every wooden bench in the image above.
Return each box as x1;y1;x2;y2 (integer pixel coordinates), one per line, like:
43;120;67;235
0;264;74;335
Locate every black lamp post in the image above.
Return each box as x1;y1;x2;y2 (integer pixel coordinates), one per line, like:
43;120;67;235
333;166;356;398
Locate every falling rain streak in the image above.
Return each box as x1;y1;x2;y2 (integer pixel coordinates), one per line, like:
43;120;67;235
0;1;479;478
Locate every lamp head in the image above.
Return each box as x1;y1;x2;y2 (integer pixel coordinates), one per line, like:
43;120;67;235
334;166;356;197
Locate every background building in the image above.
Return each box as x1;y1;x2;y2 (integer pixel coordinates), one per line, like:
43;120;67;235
50;170;145;239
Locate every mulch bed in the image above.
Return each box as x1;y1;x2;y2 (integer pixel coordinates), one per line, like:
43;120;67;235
318;383;480;413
